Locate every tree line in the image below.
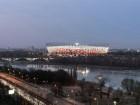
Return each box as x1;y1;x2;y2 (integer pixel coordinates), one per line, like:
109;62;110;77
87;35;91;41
0;66;75;86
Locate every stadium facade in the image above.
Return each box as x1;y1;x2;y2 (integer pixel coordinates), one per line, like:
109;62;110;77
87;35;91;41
47;43;109;56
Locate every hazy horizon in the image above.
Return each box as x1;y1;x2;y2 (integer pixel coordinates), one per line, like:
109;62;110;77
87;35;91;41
0;0;140;49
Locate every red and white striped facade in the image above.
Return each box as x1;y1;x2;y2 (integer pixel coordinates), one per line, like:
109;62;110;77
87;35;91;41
47;45;109;56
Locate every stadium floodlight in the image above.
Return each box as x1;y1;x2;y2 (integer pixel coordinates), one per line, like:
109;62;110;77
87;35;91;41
75;42;79;46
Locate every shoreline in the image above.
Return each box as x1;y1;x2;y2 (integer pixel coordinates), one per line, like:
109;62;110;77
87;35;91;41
12;61;140;70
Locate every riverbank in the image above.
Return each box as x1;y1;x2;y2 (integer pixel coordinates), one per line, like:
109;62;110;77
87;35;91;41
22;62;140;70
47;54;140;69
11;60;140;70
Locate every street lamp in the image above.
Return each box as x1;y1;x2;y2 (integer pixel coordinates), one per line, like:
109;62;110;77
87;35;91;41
113;98;119;105
53;84;58;96
18;72;21;76
113;101;117;105
33;77;36;84
8;68;10;74
25;74;29;81
12;70;15;76
67;94;70;97
71;89;75;105
93;97;98;105
21;75;24;79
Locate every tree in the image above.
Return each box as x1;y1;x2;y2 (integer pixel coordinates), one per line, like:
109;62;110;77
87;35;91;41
96;76;108;98
121;78;135;94
133;81;140;105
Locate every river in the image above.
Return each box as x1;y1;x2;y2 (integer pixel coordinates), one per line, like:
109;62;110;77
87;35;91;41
10;63;140;89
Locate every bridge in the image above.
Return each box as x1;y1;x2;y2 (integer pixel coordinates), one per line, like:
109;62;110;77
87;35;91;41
0;73;84;105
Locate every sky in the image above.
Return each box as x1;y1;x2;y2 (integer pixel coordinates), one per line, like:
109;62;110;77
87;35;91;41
0;0;140;48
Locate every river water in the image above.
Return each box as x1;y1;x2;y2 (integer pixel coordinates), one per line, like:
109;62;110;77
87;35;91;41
11;63;140;89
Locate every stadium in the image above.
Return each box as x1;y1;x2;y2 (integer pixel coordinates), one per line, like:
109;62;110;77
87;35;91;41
47;43;109;56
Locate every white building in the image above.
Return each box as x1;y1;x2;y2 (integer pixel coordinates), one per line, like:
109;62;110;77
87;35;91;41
47;43;109;56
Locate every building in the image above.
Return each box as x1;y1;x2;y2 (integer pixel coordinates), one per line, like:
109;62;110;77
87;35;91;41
47;43;109;56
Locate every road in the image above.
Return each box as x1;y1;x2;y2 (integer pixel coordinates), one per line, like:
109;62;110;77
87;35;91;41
0;73;84;105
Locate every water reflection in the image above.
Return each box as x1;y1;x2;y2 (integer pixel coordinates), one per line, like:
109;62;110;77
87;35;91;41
12;64;140;89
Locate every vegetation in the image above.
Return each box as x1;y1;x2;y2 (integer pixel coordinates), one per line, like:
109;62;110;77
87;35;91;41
0;50;44;58
49;54;140;68
110;78;140;105
75;78;140;105
0;65;75;86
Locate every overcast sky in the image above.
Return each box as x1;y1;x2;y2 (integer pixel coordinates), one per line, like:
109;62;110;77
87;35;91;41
0;0;140;48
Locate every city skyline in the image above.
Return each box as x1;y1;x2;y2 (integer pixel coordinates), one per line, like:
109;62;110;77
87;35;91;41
0;0;140;49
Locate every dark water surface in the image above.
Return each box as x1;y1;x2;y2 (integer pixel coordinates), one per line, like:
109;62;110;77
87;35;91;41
12;63;140;89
